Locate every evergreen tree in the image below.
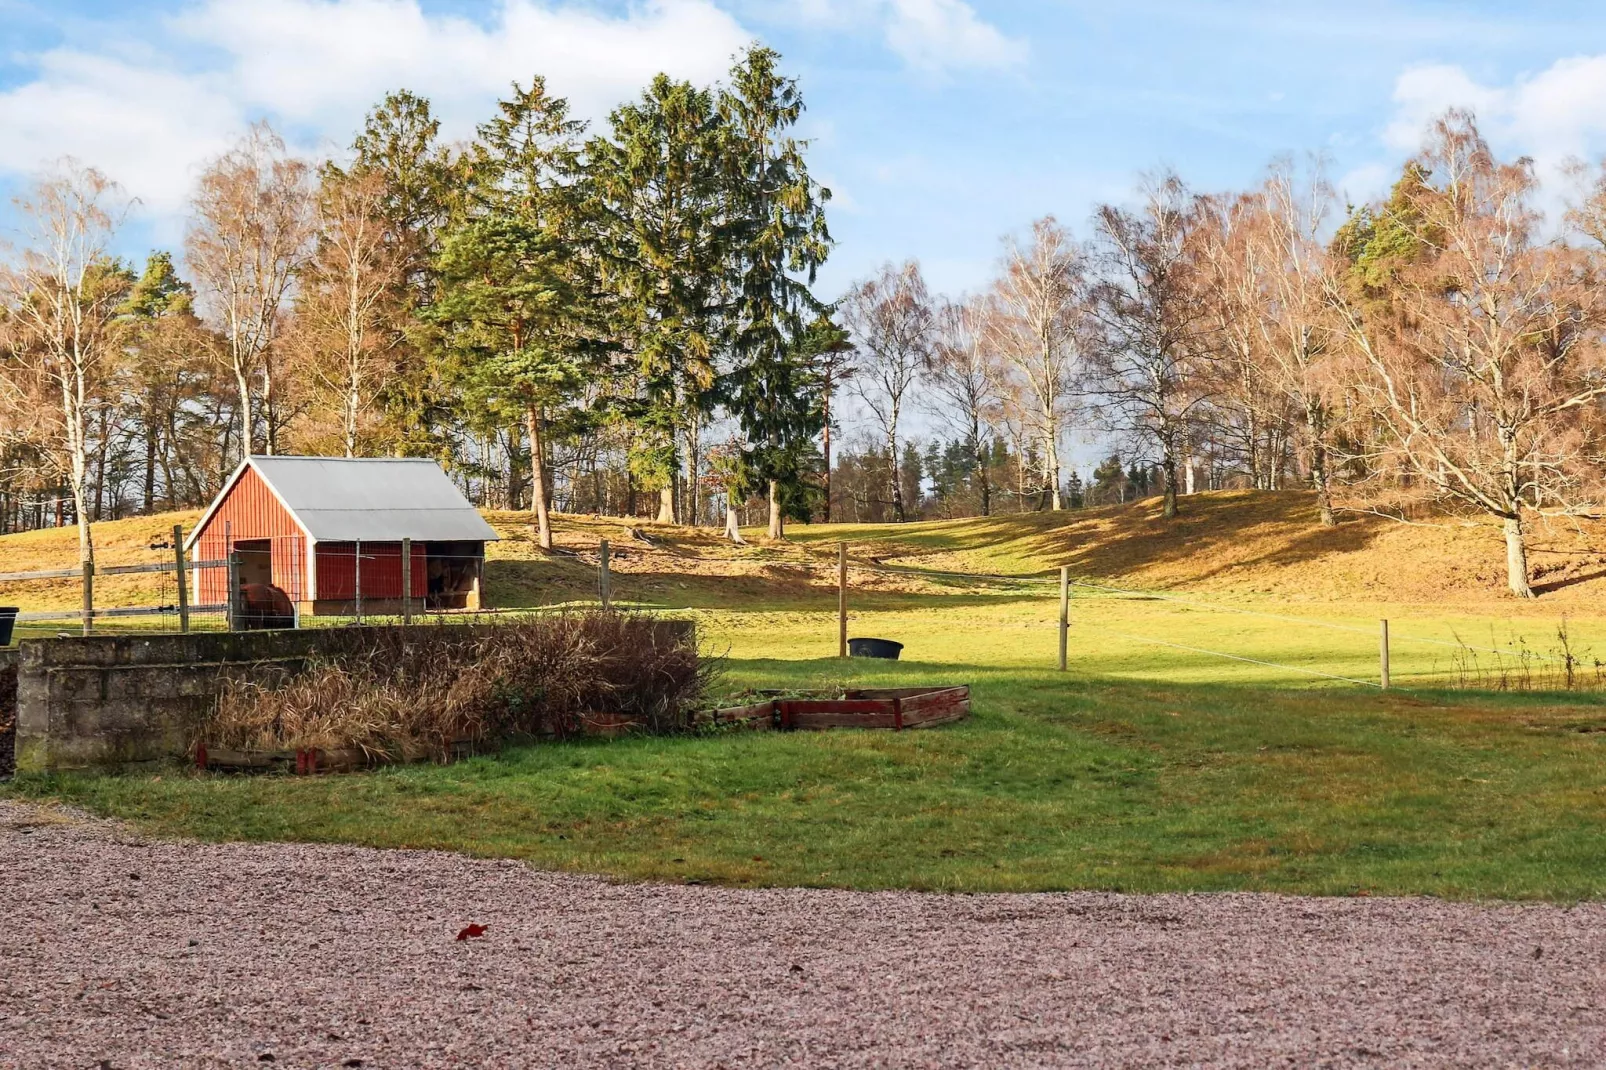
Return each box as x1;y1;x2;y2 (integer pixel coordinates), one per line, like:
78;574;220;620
588;75;729;525
720;45;832;539
432;78;593;550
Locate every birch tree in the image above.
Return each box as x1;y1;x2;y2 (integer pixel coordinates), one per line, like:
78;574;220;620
299;168;405;456
928;298;1001;515
984;217;1085;510
842;261;932;522
186;123;314;460
1090;173;1213;519
0;161;133;583
1330;112;1606;597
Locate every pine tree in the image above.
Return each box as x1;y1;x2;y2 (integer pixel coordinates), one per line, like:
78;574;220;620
720;46;832;540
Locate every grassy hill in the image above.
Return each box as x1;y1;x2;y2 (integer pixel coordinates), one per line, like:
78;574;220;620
2;490;1603;617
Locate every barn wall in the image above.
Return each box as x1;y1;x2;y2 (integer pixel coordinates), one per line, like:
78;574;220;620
313;541;426;601
192;466;307;604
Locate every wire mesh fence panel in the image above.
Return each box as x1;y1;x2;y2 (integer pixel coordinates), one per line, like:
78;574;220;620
0;527;230;646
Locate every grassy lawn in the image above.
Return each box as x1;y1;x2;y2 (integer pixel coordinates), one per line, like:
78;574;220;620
9;587;1606;900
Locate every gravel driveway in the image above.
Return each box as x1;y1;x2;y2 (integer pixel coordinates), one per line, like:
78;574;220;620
2;800;1602;1069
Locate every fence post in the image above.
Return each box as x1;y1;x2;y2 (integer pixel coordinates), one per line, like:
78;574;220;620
838;542;848;659
226;550;240;631
400;537;413;626
355;538;363;625
1380;619;1391;690
1059;567;1069;672
81;559;94;636
599;538;612;610
172;523;190;633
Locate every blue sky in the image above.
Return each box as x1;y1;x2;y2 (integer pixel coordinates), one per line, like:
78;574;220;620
4;0;1606;302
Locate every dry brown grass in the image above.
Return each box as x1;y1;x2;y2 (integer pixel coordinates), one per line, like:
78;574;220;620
4;490;1603;612
206;613;717;760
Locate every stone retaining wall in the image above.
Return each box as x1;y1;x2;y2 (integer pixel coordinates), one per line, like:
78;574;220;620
13;620;693;772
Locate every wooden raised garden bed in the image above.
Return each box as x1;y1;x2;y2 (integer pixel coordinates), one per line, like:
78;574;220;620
707;686;970;732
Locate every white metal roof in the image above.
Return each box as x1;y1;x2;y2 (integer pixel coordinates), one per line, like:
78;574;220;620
188;456;500;547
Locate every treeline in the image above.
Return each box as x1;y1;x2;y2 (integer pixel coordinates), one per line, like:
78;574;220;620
5;66;1605;598
836;112;1606;596
0;46;831;557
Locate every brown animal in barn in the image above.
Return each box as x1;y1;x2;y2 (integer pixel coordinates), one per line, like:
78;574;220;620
238;583;296;630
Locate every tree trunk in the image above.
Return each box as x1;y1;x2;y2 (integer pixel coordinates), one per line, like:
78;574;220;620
887;419;905;523
1161;449;1179;519
656;484;674;525
974;427;991;518
527;406;552;551
1504;514;1535;599
768;479;783;540
1306;402;1336;527
233;357;254;461
506;422;526;511
821;393;833;524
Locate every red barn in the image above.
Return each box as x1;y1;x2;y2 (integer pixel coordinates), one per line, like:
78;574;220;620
185;456;500;616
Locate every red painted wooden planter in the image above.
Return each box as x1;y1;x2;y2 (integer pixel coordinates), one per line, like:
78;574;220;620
708;686;970;732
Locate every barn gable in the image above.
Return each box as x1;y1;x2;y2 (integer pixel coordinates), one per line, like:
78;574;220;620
186;456;498;550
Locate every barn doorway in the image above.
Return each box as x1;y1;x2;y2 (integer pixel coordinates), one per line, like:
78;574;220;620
234;540;273;588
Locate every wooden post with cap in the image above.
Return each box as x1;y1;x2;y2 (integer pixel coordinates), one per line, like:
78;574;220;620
173;524;190;633
838;542;849;658
1059;567;1070;672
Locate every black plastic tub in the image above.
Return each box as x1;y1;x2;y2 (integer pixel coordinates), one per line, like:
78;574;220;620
848;637;903;660
0;608;15;648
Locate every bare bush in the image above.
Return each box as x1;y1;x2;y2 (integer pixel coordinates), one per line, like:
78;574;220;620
205;614;717;761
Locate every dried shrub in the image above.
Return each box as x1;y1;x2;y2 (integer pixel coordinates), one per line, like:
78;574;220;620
204;613;719;761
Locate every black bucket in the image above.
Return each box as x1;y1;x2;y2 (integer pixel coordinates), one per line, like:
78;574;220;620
848;637;903;660
0;607;15;647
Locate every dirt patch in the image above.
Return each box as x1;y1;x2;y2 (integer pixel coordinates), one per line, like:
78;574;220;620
3;800;1602;1068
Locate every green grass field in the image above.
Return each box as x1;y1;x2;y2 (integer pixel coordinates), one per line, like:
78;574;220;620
6;493;1606;900
10;577;1606;900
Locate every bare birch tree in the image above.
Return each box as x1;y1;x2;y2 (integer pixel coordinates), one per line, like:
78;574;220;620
1250;158;1342;524
298;168;405;456
1090;173;1213;519
928;297;1002;515
186;123;314;460
1330;112;1606;597
983;217;1085;510
0;160;132;586
842;261;933;522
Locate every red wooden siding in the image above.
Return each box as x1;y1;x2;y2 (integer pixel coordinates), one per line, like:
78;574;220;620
192;466;307;603
313;541;426;601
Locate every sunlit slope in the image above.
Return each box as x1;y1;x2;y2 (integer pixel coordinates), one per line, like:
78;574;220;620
2;489;1602;611
784;490;1606;606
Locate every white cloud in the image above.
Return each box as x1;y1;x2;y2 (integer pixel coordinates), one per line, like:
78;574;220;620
882;0;1026;73
754;0;1024;72
1382;56;1606;172
0;0;753;237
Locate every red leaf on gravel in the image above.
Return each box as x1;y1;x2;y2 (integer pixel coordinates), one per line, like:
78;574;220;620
456;924;488;941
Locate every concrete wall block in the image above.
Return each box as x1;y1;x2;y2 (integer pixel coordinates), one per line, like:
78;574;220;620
13;620;696;770
47;669;106;704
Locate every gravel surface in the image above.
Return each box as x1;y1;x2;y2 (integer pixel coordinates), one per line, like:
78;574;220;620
3;800;1603;1068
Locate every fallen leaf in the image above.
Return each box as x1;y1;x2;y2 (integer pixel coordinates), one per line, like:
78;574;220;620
457;924;488;941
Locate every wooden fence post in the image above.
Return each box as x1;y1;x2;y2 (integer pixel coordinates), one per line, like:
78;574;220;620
1059;567;1069;672
81;559;94;636
1380;619;1391;691
354;538;363;625
599;539;612;609
838;542;848;659
226;551;240;632
401;537;413;625
173;523;190;633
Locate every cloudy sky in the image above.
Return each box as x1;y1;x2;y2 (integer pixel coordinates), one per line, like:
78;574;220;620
4;0;1606;302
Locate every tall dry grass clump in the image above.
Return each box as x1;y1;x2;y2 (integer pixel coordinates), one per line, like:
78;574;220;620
205;613;716;762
